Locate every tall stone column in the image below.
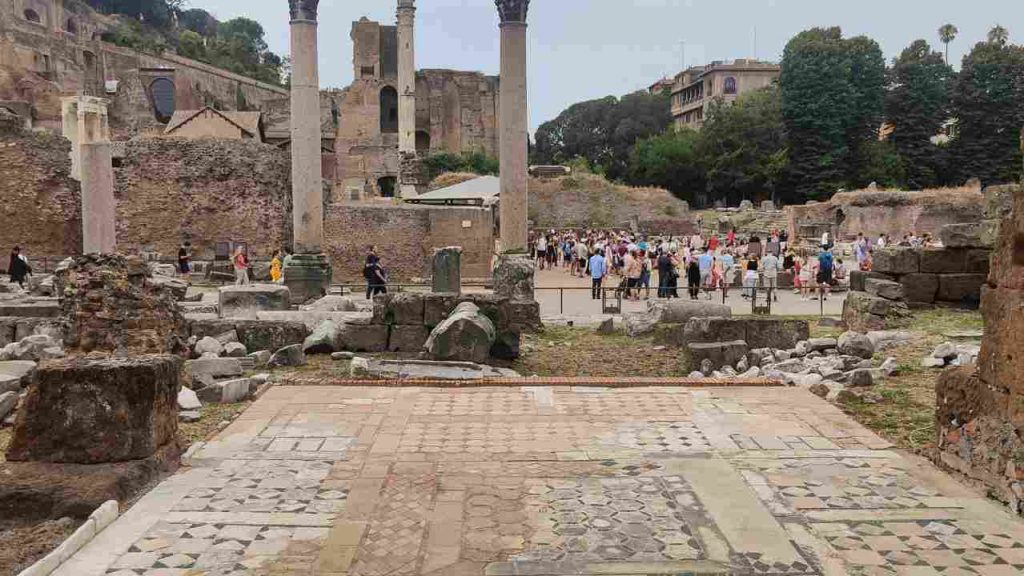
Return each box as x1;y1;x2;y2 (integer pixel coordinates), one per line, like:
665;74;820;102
284;0;332;304
397;1;418;185
493;1;536;301
496;0;529;254
80;142;116;254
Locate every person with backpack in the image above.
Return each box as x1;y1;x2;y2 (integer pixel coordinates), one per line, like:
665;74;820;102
817;248;835;301
8;246;31;289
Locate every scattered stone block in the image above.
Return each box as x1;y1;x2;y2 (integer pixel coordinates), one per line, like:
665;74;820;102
303;320;342;354
806;338;838;352
223;342;247;357
873;248;920;275
189;319;310;354
596;318;614;335
848;369;875;387
218;284;291;319
194;336;223;357
432;246;462;294
337;323;388;353
388;325;430;352
423;293;459;328
248;350;271;367
837;332;875;359
186;357;243;380
685;341;749;372
493;254;535;301
331;351;355;361
849;270;893;293
842;291;911;332
269;344;306;367
865;278;904;301
0;360;35;393
937;274;986;304
301;295;359;312
900;273;939;304
197;378;251;404
373;293;426;326
178;387;202;411
6;355;181;464
425;302;496;364
179;411;201;423
940;221;997;248
0;390;18;421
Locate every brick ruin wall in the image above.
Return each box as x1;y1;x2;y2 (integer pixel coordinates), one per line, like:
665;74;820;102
0;110;81;262
325;203;495;283
786;188;986;243
936;186;1024;513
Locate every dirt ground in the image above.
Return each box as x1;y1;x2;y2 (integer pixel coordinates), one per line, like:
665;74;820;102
0;518;80;576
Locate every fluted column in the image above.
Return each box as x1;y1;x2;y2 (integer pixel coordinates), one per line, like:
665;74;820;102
496;0;529;253
284;0;332;303
397;0;418;198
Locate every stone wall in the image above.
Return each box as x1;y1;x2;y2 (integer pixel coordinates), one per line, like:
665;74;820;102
324;203;495;283
936;186;1024;513
786;187;985;243
0;109;80;260
0;0;289;135
114;138;292;260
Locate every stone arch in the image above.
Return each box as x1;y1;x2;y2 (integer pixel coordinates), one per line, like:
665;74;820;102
148;78;176;123
379;86;398;134
724;76;737;95
24;8;41;23
378;176;397;198
65;17;78;35
415;130;430;153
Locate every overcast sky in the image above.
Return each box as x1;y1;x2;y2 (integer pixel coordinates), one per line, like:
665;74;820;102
196;0;1021;131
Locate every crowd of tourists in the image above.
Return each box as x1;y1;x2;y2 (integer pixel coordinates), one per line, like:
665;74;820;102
528;228;847;302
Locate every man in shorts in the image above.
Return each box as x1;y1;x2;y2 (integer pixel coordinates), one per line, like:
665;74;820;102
816;248;834;301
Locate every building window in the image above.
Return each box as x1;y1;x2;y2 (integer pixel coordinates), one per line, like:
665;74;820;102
724;77;737;95
148;78;176;123
378;176;397;198
360;66;375;78
415;130;431;153
24;9;41;23
379;86;398;134
65;18;77;35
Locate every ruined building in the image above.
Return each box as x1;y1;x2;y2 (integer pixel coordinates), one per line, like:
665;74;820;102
0;0;288;136
333;17;499;200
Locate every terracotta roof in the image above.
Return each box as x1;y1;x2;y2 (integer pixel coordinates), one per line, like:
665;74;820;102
164;107;263;138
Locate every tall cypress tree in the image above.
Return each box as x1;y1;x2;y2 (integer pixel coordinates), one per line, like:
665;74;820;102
886;40;954;189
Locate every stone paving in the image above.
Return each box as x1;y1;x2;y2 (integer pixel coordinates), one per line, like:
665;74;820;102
56;385;1024;576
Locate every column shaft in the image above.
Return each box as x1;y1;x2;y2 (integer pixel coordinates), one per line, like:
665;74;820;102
290;19;323;254
80;142;116;254
499;22;529;253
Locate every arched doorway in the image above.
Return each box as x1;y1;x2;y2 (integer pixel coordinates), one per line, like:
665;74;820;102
415;130;431;153
148;78;176;123
378;176;397;198
379;87;398;134
24;9;41;23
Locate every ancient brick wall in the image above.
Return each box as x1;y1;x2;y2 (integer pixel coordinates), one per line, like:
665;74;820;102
936;186;1024;513
0;110;81;261
114;138;292;260
324;203;495;283
786;188;986;243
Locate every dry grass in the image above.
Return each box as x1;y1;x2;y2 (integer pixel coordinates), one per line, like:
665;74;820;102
839;308;983;451
529;175;690;229
0;427;10;464
427;172;479;191
511;326;690;377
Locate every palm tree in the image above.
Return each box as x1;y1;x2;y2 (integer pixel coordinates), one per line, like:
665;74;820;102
938;24;959;64
988;25;1009;46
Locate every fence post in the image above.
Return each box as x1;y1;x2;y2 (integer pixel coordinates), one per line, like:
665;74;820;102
560;288;564;315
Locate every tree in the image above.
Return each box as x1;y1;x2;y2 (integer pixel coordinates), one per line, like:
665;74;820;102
698;86;789;205
939;24;959;65
626;129;705;202
533;91;671;181
988;25;1010;46
950;32;1024;185
177;29;206;61
179;8;218;37
843;35;887;188
885;39;954;188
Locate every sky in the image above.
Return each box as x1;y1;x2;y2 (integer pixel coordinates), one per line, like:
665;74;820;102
195;0;1023;131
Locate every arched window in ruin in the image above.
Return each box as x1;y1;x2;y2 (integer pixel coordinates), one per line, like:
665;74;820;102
24;9;41;23
724;77;737;95
415;130;430;153
148;78;177;124
65;18;77;35
379;87;398;134
378;176;397;198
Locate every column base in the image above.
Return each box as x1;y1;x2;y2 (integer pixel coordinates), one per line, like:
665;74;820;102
283;253;332;305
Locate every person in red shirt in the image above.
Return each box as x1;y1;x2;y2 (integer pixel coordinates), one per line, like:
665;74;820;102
727;230;736;247
233;247;250;286
708;235;719;252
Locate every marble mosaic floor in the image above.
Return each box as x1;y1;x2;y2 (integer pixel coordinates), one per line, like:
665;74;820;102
56;385;1024;576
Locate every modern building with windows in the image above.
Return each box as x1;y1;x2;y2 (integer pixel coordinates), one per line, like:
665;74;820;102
669;59;780;129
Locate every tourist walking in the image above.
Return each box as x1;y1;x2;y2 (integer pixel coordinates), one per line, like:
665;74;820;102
760;251;781;302
177;242;192;283
817;248;835;301
698;250;714;298
232;246;250;286
536;234;548;271
743;256;759;300
657;251;673;298
270;250;283;283
8;246;31;289
686;259;701;300
625;250;643;301
589;250;607;300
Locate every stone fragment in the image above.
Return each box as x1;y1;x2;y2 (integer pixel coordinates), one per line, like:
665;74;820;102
178;387;202;411
849;271;894;293
940;221;997;248
197;378;251;404
596;317;614;335
331;351;355;360
837;332;875;359
248;350;271;367
269;345;306;367
425;302;496;363
900;273;939;304
493;254;535;301
937;274;986;304
423;293;460;328
213;330;240;345
806;338;838;352
222;342;247;357
6;355;181;464
847;369;875;387
193;337;223;357
179;411;201;423
881;357;899;377
301;295;359;312
432;246;462;294
388;325;430;352
685;340;748;372
922;357;946;368
0;360;35;394
865;278;904;301
186;358;243;380
842;291;912;332
873;248;920;275
0;391;19;421
932;342;956;359
303;320;342;354
218;284;291;319
372;293;426;326
0;335;64;362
